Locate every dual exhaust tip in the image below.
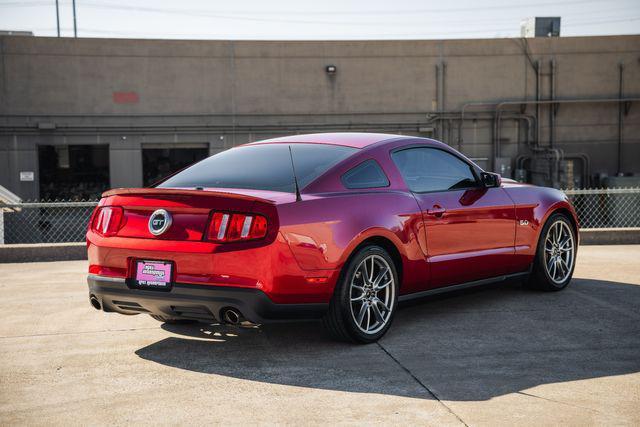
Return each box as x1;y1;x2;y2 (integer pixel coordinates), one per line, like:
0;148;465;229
89;295;244;326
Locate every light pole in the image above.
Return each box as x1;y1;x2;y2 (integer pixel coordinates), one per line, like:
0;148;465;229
55;0;60;37
72;0;77;38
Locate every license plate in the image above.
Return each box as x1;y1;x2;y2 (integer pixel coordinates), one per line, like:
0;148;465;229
133;260;173;289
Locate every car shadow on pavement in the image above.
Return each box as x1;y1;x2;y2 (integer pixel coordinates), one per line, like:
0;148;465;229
135;278;640;401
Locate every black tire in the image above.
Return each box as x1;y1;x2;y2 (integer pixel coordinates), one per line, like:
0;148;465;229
527;213;577;291
149;314;198;324
323;245;399;344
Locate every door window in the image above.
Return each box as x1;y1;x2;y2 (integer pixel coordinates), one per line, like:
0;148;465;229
392;147;477;193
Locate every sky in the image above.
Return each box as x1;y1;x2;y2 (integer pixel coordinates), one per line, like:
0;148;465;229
0;0;639;40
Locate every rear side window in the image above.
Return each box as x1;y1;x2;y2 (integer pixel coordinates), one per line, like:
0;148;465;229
158;143;356;193
391;147;478;193
341;160;389;189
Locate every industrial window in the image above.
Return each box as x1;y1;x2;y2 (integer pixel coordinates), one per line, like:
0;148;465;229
392;147;478;193
38;145;109;200
341;160;389;189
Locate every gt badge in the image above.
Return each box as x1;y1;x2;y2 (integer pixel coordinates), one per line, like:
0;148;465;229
148;209;172;236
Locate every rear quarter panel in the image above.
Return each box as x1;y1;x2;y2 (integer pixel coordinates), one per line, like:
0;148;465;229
502;183;579;270
277;191;429;295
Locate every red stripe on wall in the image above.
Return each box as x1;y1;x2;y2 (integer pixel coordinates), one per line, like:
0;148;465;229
112;91;139;104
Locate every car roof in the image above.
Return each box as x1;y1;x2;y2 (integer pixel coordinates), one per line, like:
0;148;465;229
244;132;410;149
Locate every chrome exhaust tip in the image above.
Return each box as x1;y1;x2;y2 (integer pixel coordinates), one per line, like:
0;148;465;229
89;295;101;310
221;308;243;325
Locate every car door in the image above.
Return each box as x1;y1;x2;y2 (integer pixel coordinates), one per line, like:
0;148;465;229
391;146;517;288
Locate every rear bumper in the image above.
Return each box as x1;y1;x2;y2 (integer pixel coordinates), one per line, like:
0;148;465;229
87;275;328;323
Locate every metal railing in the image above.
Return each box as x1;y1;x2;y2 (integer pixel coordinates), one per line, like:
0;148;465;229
0;188;638;244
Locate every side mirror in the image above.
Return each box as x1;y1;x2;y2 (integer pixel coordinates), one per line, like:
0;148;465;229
480;172;501;188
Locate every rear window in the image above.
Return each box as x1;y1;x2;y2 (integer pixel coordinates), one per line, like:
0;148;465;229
157;143;357;193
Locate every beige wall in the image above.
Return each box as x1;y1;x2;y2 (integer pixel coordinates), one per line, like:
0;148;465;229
1;35;639;198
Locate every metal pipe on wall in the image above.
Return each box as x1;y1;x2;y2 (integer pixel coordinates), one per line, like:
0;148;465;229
494;113;537;164
617;62;624;175
515;153;590;188
458;101;497;149
1;120;435;135
494;97;640;110
536;60;541;149
457;95;636;175
549;59;557;187
492;97;639;187
492;97;640;157
492;110;499;169
497;114;536;158
439;111;536;158
441;62;446;114
433;62;447;141
567;153;591;188
434;64;440;109
550;59;556;149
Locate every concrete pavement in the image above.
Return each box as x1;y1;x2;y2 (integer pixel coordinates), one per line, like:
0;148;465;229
1;246;639;425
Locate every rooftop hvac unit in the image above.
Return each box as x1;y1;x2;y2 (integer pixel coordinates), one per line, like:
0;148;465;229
521;17;561;38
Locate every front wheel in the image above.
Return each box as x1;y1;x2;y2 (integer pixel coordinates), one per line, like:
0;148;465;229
527;213;577;291
323;245;399;343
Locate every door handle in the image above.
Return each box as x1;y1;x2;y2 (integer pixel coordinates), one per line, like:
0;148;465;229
427;205;446;218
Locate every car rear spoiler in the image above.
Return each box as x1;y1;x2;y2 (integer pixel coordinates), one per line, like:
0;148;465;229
102;188;277;204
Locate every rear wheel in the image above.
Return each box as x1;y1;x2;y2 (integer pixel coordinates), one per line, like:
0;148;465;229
527;213;577;291
323;245;398;343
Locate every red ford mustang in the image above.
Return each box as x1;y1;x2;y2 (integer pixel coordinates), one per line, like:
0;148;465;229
87;133;578;343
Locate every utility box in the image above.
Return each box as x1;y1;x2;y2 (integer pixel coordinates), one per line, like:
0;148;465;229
521;17;561;38
494;157;512;178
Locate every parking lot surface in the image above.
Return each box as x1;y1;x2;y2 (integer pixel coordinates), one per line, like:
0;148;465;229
1;245;639;425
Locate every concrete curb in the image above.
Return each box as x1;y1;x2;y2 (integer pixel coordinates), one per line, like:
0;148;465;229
579;228;640;245
0;242;87;263
0;229;638;263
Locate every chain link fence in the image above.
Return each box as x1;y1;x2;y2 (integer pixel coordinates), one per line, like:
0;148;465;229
0;188;639;244
0;201;98;244
563;187;640;229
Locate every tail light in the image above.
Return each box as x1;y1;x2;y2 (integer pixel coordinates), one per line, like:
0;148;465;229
91;206;124;237
206;212;268;242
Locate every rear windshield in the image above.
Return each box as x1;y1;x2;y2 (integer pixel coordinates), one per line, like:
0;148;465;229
157;143;357;193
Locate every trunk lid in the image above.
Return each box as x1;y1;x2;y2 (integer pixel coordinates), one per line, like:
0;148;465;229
99;187;286;241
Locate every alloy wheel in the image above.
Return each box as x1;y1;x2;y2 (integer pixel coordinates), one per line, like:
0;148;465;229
544;220;575;284
349;254;396;335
